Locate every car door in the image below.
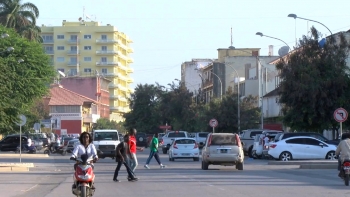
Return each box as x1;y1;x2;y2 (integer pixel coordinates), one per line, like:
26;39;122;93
0;137;14;151
304;138;326;159
284;138;307;159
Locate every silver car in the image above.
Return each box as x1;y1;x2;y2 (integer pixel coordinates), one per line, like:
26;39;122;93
201;133;244;170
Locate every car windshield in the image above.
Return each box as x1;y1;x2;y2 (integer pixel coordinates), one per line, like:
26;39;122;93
168;132;186;138
94;132;119;141
176;139;195;144
211;135;237;146
198;133;209;138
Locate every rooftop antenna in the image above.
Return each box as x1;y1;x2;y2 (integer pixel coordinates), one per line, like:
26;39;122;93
229;27;235;49
83;6;85;20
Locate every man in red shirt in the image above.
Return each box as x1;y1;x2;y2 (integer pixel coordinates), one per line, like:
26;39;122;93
128;128;144;173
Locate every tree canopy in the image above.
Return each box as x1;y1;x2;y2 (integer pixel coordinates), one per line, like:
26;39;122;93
0;25;55;133
276;27;350;131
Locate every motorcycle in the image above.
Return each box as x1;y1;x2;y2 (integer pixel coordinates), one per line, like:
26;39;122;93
48;143;67;156
70;154;96;197
343;160;350;186
15;144;36;154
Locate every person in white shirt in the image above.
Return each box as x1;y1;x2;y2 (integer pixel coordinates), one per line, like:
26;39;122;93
70;132;98;190
26;137;32;149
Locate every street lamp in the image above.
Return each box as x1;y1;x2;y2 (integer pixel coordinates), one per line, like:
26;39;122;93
211;71;222;100
226;64;241;132
256;32;291;51
287;13;332;35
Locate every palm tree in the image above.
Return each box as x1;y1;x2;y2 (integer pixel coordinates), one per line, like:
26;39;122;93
18;24;42;42
0;0;40;41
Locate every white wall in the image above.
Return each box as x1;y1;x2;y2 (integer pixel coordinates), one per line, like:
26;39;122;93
181;60;213;94
262;95;281;118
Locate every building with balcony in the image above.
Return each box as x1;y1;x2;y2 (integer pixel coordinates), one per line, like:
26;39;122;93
41;20;134;122
45;84;100;135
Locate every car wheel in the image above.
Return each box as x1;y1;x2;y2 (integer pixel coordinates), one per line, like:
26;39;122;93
201;161;209;170
248;146;254;158
193;157;199;161
326;151;336;160
279;151;292;161
236;162;244;170
162;149;167;154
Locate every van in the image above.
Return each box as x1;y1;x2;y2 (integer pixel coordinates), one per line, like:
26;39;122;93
93;130;120;159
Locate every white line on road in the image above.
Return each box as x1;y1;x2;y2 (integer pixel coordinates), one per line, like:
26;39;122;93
21;184;38;192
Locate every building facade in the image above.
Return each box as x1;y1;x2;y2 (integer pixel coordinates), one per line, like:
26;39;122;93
41;20;134;122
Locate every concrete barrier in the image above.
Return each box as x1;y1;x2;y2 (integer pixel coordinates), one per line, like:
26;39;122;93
0;153;48;158
0;166;29;172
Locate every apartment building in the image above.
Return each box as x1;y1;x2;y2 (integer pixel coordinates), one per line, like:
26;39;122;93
41;20;134;121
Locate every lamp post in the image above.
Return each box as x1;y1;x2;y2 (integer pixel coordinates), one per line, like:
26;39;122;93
226;64;240;132
256;32;291;51
287;14;332;35
210;71;222;100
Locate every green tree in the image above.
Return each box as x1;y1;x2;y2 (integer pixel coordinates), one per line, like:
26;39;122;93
276;27;350;132
94;118;126;132
0;25;55;133
123;84;162;133
0;0;41;42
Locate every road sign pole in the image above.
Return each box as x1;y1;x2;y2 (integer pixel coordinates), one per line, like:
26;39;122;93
19;125;22;163
213;126;215;133
340;122;343;139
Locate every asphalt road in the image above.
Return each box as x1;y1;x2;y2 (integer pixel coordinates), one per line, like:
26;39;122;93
0;149;349;197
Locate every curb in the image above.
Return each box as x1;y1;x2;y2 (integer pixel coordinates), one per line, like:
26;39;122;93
0;163;34;167
0;154;49;158
0;167;29;172
268;161;337;165
299;164;337;169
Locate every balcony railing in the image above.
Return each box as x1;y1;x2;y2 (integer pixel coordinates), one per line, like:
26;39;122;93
67;39;79;44
67;62;79;66
45;50;54;54
127;48;134;53
127;57;134;63
117;40;128;49
67;50;79;55
126;67;134;73
96;61;118;66
43;40;54;44
127;78;134;83
96;50;118;55
96;39;117;43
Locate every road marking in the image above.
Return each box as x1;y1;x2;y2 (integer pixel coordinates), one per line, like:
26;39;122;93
21;184;38;192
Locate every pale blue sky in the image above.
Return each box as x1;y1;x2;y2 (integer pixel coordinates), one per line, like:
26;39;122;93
32;0;350;89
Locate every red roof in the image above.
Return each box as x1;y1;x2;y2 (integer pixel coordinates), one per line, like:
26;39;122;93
47;84;97;106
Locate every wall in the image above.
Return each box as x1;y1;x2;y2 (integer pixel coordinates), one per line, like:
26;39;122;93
181;60;213;94
60;119;83;134
217;48;260;63
263;95;281;118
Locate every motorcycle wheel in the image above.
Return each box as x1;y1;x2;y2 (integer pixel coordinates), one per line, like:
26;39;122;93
80;186;87;197
61;151;67;156
44;150;50;155
345;174;349;186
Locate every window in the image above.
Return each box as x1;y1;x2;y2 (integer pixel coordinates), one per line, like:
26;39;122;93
70;46;77;51
57;46;64;50
70;57;77;63
285;138;305;144
175;139;196;144
84;57;92;62
304;138;321;146
198;133;209;138
310;134;328;142
56;57;65;62
101;46;107;51
101;68;108;74
250;131;263;138
167;132;186;138
42;35;53;41
94;132;119;141
57;68;65;72
210;135;237;146
57;35;64;39
44;46;53;51
70;35;77;40
70;68;77;75
84;46;92;50
84;68;92;73
101;35;107;40
84;35;91;39
101;57;107;62
50;106;80;113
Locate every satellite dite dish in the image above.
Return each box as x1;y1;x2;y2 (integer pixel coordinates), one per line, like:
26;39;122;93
58;70;66;78
278;46;290;57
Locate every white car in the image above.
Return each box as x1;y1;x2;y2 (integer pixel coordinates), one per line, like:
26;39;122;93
268;136;337;161
168;138;200;161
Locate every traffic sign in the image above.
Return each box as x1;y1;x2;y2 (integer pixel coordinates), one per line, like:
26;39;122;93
15;114;27;126
334;108;348;123
159;125;172;129
209;119;218;128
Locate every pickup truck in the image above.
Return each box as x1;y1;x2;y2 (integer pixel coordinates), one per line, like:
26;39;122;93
194;132;209;149
239;129;264;157
161;131;189;154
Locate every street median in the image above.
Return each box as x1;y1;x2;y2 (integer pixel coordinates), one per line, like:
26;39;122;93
0;163;34;172
268;160;337;169
0;153;48;158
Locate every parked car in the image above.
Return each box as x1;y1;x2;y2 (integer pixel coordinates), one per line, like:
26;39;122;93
61;137;76;146
136;133;148;148
275;132;339;145
168;138;199;161
66;139;79;153
31;133;50;148
201;133;244;170
0;134;42;151
239;129;264;157
194;132;209;149
161;131;189;154
268;136;337;161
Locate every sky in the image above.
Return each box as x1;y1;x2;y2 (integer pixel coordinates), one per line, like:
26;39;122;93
32;0;350;89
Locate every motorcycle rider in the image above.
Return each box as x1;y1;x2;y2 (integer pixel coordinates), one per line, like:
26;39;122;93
70;132;98;190
25;137;32;150
335;132;350;178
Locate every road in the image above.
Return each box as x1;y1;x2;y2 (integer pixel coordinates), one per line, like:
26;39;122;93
0;149;349;197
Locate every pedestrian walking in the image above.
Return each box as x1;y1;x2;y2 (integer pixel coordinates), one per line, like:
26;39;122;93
113;134;138;182
144;133;165;169
128;128;144;173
